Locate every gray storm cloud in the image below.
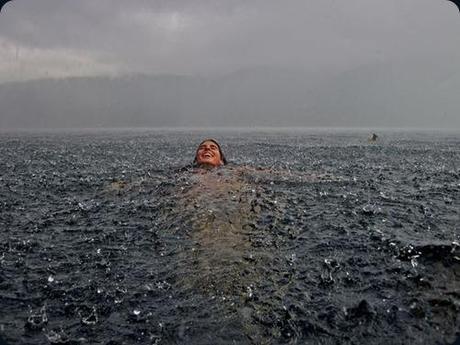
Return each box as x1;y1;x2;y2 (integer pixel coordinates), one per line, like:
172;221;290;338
1;0;459;77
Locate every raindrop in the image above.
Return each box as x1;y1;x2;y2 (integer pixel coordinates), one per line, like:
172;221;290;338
81;306;98;325
45;329;69;344
411;255;420;268
246;285;254;298
26;305;48;330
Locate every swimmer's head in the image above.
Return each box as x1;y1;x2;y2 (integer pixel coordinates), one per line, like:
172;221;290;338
194;139;227;168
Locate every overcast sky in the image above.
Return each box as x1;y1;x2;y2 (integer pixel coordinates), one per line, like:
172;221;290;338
0;0;459;129
1;0;459;82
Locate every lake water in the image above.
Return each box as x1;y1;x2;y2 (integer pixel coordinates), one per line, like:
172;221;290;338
0;128;459;344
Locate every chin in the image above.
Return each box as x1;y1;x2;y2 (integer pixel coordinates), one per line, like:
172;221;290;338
196;162;218;169
199;158;214;164
198;159;221;167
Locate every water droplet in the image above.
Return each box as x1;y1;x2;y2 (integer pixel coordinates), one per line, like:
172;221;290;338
410;255;420;268
246;285;254;298
45;329;69;344
81;307;98;325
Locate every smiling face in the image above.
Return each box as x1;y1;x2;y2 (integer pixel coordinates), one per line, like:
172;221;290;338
195;140;224;167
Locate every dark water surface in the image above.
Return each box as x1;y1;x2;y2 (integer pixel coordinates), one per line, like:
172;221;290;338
0;129;459;344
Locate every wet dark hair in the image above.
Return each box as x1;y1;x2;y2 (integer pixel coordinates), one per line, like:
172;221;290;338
193;138;227;166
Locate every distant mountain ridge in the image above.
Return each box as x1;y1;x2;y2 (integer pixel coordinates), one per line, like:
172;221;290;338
1;63;459;129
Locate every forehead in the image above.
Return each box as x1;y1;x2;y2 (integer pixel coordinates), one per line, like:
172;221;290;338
199;141;219;148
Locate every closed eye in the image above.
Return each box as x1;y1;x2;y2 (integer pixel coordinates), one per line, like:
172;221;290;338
199;145;218;150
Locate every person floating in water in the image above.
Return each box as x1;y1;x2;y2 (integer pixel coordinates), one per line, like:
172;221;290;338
368;133;378;142
193;139;227;168
191;138;342;182
105;137;344;194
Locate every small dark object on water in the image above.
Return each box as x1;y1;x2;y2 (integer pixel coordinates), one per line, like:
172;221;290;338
346;299;375;319
368;133;379;142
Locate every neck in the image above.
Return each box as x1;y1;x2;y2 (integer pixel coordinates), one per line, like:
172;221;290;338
196;163;221;169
